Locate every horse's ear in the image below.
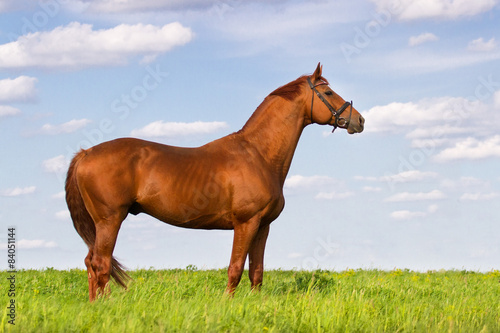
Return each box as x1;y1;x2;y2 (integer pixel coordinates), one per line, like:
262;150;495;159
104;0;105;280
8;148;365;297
312;62;322;83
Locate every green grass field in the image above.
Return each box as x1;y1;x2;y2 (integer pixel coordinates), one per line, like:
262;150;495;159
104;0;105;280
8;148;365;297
1;268;499;332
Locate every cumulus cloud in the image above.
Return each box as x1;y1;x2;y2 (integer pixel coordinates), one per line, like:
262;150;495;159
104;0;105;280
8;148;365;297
385;189;446;202
406;125;473;140
409;32;439;46
55;210;71;220
467;37;497;52
390;204;438;220
52;191;65;199
0;186;36;197
362;186;382;192
131;120;229;138
284;175;352;198
284;175;338;189
40;119;91;135
362;97;485;135
460;192;499;201
42;155;69;174
0;106;21;118
0;22;193;69
315;191;354;200
434;135;500;162
495;90;500;109
356;170;438;184
0;76;38;103
370;0;498;21
362;94;500;163
390;210;426;220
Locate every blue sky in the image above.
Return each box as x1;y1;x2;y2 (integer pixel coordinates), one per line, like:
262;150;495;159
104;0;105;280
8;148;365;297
1;0;499;272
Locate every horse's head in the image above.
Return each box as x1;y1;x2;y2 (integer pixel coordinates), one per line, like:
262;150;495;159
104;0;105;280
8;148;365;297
307;63;364;134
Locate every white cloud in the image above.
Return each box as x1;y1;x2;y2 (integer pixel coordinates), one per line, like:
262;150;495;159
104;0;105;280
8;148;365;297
440;176;489;189
390;204;438;220
495;90;500;109
315;191;354;200
42;155;69;174
390;210;427;220
371;0;498;21
409;32;439;46
130;120;229;138
427;204;438;213
284;175;350;198
40;119;91;135
362;97;484;134
0;22;193;69
0;186;36;197
284;175;338;189
467;37;497;52
52;191;65;199
0;105;21;118
434;135;500;162
55;210;71;220
385;189;446;202
362;95;500;163
362;186;382;192
17;239;57;249
0;76;38;103
460;192;499;201
406;125;473;140
356;170;438;183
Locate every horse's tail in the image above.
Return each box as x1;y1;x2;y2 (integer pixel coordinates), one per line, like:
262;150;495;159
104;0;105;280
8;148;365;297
65;149;129;288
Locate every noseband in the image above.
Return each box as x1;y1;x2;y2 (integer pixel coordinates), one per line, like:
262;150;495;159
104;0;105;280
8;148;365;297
307;77;353;133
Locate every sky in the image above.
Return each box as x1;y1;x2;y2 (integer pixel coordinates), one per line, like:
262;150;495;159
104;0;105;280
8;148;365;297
0;0;499;272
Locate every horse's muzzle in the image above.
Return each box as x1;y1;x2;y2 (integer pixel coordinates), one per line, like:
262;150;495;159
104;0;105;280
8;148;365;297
347;114;364;134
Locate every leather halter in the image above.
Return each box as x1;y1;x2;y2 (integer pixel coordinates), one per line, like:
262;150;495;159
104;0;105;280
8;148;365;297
307;77;352;133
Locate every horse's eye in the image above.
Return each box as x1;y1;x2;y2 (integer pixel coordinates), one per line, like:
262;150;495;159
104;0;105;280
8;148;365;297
324;91;333;96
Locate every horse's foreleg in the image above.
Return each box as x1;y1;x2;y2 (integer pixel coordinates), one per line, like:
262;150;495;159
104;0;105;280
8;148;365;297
248;224;270;291
225;218;261;295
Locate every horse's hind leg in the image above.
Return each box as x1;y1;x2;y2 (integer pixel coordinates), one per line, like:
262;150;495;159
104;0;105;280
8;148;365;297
84;249;98;301
91;217;124;300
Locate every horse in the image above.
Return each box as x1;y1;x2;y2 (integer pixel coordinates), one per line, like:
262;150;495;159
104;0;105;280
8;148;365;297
65;63;365;301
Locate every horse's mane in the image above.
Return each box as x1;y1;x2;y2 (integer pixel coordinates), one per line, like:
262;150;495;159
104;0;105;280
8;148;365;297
269;76;307;101
269;75;329;101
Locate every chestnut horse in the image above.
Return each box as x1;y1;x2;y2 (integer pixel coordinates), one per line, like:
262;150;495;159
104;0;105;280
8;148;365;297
65;63;364;301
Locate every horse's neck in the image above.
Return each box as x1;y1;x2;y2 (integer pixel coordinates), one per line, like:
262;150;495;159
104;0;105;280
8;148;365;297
238;96;306;185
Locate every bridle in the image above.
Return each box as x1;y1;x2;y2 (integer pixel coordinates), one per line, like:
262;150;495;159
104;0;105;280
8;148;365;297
307;77;353;133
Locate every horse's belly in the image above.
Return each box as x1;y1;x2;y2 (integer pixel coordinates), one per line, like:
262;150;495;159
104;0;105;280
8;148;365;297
140;203;234;230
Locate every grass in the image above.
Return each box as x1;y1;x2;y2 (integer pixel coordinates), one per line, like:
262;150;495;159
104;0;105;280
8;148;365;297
1;268;499;332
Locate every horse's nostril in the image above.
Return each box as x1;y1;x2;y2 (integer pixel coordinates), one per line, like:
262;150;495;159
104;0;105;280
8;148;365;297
359;115;365;126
